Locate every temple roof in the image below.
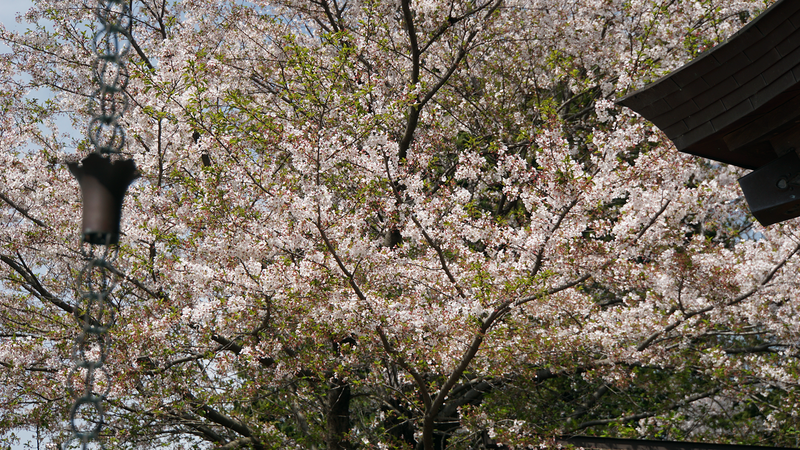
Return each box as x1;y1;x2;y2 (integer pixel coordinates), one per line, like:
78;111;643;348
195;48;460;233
617;0;800;169
560;436;798;450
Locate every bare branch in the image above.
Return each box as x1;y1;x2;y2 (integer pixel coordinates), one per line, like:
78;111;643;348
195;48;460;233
0;192;50;228
377;326;433;411
184;390;260;447
216;438;253;450
419;0;499;54
315;219;368;302
637;241;800;352
421;273;589;450
515;274;592;307
634;199;671;241
571;387;721;431
0;254;73;315
400;0;420;85
724;343;781;354
530;199;579;278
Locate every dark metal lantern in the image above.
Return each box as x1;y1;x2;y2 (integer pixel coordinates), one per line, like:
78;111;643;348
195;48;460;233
68;153;139;245
617;0;800;225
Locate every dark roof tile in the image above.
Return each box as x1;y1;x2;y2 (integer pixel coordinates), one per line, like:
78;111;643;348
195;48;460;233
662;119;689;140
710;37;753;65
637;98;672;119
618;78;672;110
723;94;800;150
762;43;800;84
754;1;795;34
722;75;766;110
749;17;796;58
674;121;715;150
735;48;780;85
685;100;725;131
752;71;796;109
615;0;800;168
704;52;751;85
672;56;718;88
651;99;701;130
776;24;800;57
693;76;739;110
664;78;709;107
711;98;755;131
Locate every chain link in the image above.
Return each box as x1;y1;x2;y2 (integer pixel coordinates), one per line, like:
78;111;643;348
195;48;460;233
65;246;119;450
65;0;131;448
89;0;131;155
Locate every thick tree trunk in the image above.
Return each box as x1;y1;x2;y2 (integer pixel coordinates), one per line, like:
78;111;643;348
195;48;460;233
326;380;353;450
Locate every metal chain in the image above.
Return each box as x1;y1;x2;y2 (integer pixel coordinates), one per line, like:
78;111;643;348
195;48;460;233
65;1;131;448
89;0;131;155
64;246;120;450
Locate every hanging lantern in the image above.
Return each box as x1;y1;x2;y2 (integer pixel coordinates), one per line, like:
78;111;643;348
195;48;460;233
68;153;139;245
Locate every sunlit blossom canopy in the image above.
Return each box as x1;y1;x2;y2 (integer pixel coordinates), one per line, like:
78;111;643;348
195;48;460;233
4;0;800;447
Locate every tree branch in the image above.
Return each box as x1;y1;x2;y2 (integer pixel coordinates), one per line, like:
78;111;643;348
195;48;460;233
420;274;589;449
216;438;253;450
569;384;610;419
409;215;467;298
634;199;671;241
724;343;781;355
571;387;721;431
637;241;800;352
377;326;433;411
127;30;155;71
401;0;420;85
315;219;368;302
419;0;498;54
184;390;260;448
0;254;73;314
438;378;497;420
0;192;49;228
530;198;579;278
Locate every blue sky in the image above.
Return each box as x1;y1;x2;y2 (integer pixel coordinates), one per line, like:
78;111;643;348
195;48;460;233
0;0;34;52
2;3;57;450
1;0;84;157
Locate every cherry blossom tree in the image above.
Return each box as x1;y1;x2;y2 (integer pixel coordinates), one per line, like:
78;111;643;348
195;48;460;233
0;0;798;449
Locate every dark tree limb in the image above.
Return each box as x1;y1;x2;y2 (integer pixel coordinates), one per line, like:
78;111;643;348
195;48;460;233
0;192;49;228
396;0;501;161
183;390;265;450
724;343;781;354
570;387;721;431
636;241;800;352
326;379;353;450
0;254;73;314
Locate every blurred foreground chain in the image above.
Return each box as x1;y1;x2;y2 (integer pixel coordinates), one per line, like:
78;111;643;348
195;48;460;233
64;247;120;450
89;0;131;154
64;1;138;448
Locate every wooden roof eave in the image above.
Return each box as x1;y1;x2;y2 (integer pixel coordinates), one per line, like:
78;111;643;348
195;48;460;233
617;0;800;170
